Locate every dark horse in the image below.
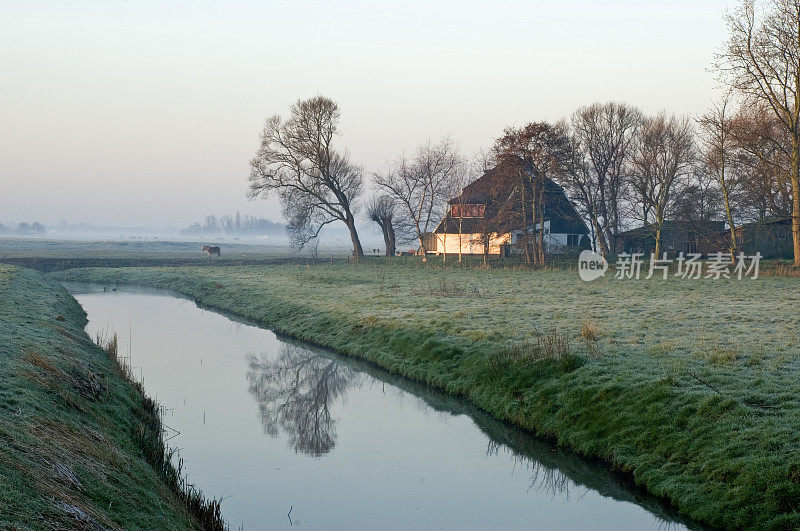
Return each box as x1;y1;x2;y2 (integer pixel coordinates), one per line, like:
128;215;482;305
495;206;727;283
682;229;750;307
202;245;221;257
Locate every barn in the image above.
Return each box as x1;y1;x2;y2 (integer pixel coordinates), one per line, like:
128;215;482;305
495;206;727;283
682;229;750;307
431;164;589;256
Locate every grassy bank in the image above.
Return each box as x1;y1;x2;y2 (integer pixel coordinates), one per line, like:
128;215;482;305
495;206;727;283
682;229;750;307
54;262;800;529
0;265;221;529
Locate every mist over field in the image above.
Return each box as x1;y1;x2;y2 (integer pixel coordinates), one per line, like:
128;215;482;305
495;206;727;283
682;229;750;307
1;0;734;233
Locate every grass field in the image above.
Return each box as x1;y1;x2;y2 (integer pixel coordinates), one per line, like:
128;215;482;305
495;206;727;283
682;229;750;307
0;265;219;529
51;260;800;529
0;237;305;272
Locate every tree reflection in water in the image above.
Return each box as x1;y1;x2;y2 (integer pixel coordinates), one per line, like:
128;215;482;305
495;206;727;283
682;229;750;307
487;440;573;500
246;345;356;456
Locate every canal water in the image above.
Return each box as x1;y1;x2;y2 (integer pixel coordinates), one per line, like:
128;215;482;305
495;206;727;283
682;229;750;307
64;283;694;530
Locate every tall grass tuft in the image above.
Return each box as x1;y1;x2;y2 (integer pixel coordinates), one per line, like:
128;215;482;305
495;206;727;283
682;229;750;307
580;319;600;356
539;328;571;360
501;328;574;364
491;328;582;377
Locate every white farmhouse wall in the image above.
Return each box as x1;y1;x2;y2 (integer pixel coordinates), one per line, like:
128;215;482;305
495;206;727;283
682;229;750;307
435;233;512;255
435;221;583;255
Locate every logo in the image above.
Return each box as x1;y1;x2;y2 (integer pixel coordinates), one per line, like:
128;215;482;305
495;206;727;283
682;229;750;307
578;250;608;282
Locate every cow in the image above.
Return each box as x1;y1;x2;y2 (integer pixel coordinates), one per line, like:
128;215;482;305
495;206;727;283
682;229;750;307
202;245;221;257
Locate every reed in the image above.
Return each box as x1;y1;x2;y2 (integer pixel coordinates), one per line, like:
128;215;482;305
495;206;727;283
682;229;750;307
96;331;226;530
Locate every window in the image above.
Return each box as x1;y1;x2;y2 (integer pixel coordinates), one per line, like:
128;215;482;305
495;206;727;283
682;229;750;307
567;234;579;246
450;204;485;218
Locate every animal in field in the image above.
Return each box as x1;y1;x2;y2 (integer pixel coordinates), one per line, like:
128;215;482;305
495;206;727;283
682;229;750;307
202;245;221;257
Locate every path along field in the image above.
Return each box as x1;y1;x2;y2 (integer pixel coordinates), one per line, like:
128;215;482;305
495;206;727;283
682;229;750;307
53;261;800;529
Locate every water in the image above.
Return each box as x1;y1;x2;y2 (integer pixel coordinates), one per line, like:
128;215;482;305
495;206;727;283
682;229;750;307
64;283;695;530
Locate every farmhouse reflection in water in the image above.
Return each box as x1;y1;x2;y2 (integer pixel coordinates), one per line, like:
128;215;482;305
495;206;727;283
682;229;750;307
247;345;356;456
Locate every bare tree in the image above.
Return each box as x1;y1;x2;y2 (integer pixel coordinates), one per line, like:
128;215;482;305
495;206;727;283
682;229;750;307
672;169;724;225
373;137;463;261
365;194;397;257
698;95;739;255
628;113;696;257
493;122;572;265
566;103;642;257
248;96;365;258
719;0;800;264
730;102;795;222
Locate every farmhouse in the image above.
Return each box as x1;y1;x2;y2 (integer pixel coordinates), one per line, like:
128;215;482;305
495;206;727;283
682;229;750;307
431;164;589;255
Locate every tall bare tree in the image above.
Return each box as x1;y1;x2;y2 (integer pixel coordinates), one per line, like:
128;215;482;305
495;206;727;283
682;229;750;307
493;122;572;265
719;0;800;264
373;137;463;261
628;113;696;257
365;194;397;257
566;102;642;257
248;96;365;258
698;95;739;255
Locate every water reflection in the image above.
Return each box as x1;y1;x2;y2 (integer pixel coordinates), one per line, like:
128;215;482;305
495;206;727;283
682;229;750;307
247;345;357;456
68;283;699;529
310;352;700;530
486;441;572;499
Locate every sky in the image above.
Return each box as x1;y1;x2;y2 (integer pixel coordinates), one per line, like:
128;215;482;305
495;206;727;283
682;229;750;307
0;0;738;229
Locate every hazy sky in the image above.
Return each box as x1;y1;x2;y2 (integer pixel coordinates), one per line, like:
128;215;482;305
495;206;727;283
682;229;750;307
1;0;736;228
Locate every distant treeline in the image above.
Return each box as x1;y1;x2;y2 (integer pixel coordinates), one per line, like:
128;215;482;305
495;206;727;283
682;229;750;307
180;212;284;236
0;221;47;236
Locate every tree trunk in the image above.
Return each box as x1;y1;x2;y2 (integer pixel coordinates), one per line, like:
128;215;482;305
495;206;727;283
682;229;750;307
717;134;737;258
654;226;661;259
531;182;539;265
609;190;620;254
417;235;428;262
537;187;545;264
592;217;609;257
793;21;800;267
519;171;531;264
458;219;463;263
345;215;364;259
522;235;533;264
721;183;737;257
380;221;396;258
792;138;800;266
386;223;396;258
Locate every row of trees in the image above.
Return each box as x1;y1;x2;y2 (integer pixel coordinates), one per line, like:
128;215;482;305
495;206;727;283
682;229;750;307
247;0;800;265
247;94;796;263
0;221;47;236
247;98;471;260
180;212;283;236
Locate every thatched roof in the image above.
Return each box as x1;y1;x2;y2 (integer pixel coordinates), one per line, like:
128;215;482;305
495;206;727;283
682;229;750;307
435;164;588;235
